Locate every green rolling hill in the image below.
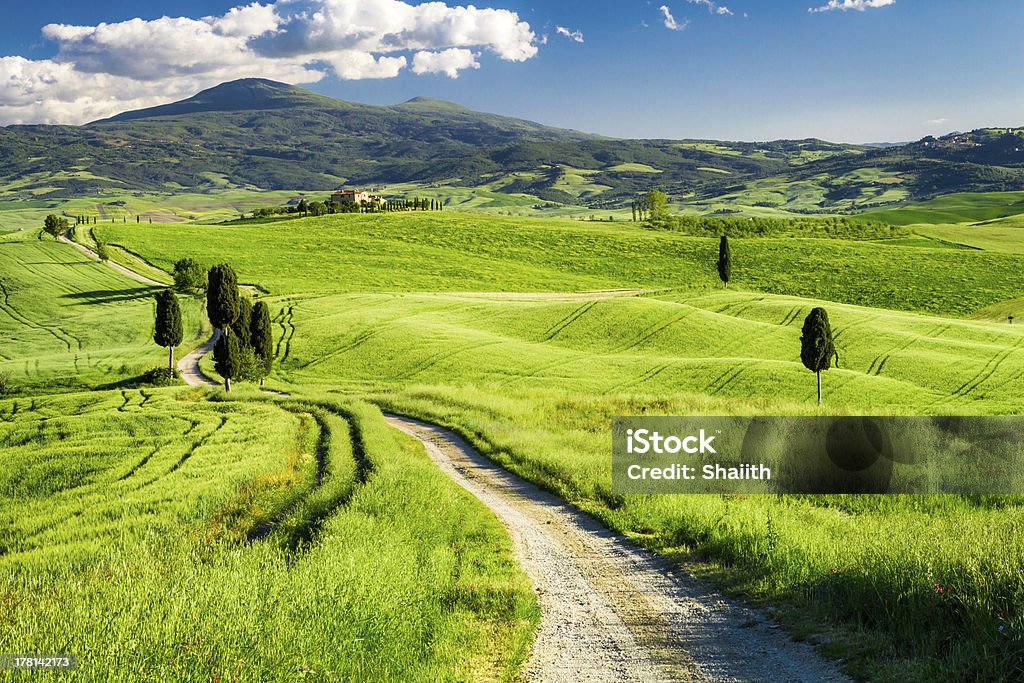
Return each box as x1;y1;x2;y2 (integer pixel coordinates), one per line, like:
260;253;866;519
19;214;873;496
0;79;1019;213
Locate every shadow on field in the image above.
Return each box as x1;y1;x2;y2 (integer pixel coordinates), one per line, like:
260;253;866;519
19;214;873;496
61;288;157;304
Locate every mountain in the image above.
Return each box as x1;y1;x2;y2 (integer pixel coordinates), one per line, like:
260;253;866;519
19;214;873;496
0;79;1020;211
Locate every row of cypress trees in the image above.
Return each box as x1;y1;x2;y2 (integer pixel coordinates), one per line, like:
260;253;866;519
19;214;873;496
153;264;273;391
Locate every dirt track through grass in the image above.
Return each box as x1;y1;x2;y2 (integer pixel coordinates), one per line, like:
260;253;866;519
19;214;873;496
386;414;851;683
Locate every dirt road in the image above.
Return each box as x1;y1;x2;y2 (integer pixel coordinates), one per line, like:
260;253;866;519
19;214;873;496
385;415;851;683
178;329;221;387
59;230;167;288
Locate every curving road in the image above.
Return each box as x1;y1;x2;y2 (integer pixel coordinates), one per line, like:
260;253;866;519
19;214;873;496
386;415;852;683
178;329;222;387
60;229;168;287
63;226;852;679
58;228;220;386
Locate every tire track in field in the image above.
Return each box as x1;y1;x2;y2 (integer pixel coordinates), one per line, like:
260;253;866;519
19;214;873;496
604;360;675;394
864;323;948;377
778;305;804;327
167;416;229;474
298;328;378;370
117;444;163;482
501;354;581;388
398;339;507;381
705;362;749;394
386;416;851;683
951;335;1024;398
716;296;768;321
0;278;77;351
539;301;598;342
830;315;879;346
281;306;296;360
607;311;694;354
273;305;297;360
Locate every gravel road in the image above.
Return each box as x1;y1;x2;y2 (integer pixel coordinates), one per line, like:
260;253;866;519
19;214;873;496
385;414;852;683
178;329;222;387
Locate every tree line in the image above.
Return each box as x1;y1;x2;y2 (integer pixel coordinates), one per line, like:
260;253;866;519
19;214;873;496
246;196;444;220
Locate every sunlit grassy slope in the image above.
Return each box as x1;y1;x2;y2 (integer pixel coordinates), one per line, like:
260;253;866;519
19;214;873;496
867;191;1024;226
0;389;537;681
270;290;1024;412
7;205;1024;681
100;211;1023;315
0;230;208;389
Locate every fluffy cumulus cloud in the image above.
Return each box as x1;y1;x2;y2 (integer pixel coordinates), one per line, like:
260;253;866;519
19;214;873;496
555;26;584;43
809;0;895;13
659;6;689;31
411;48;479;77
0;0;539;124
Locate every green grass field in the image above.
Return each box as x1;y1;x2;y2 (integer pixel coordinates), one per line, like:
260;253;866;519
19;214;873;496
0;230;208;390
867;191;1024;226
5;201;1024;681
98;212;1024;316
0;389;536;681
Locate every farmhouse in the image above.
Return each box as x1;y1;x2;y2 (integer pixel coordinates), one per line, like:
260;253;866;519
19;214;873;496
331;188;384;206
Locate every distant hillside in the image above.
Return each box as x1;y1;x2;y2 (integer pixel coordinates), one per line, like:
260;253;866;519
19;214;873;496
0;79;1020;212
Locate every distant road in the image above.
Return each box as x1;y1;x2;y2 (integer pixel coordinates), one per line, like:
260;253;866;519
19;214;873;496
60;229;167;287
58;227;220;387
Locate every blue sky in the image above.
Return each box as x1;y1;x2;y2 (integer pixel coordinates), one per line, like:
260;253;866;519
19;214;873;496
0;0;1020;142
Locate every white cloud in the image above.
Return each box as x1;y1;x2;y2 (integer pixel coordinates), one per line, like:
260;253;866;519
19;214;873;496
326;51;408;79
687;0;733;16
555;26;584;43
411;48;479;78
209;3;282;39
809;0;895;13
0;0;540;124
924;117;950;126
659;6;690;31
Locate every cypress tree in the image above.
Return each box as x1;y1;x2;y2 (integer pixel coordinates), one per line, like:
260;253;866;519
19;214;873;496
206;264;240;334
250;301;274;386
154;289;183;379
232;296;253;348
800;307;838;405
717;235;731;287
214;332;242;392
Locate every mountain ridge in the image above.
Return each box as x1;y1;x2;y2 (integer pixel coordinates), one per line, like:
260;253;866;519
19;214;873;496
0;79;1020;211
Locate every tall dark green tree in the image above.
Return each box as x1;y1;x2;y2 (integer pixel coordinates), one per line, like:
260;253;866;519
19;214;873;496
214;332;243;392
153;289;183;379
800;307;838;405
250;301;274;386
232;296;254;348
717;235;731;287
206;264;240;334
